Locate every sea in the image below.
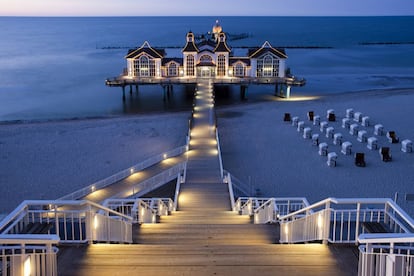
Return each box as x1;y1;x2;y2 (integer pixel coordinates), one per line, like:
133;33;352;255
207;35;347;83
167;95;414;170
0;16;414;122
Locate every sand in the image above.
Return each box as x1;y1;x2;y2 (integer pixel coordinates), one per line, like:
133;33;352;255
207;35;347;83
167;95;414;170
0;88;413;216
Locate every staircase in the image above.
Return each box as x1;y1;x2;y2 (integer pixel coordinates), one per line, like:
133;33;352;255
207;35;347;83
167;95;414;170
56;80;358;275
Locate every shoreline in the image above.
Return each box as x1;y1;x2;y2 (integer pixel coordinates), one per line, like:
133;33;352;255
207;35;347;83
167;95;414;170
1;87;413;126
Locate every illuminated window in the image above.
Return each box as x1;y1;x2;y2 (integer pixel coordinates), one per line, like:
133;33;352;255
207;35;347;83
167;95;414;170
257;54;279;77
199;55;213;63
168;62;178;76
234;63;245;77
133;55;156;77
186;55;195;76
139;56;149;77
217;55;226;76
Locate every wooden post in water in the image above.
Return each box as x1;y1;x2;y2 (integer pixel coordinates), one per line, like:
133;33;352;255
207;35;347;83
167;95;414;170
274;83;279;96
286;85;291;98
129;85;133;96
122;86;126;102
135;85;139;95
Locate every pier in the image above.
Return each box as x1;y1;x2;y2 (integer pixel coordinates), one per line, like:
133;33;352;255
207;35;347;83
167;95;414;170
2;78;414;275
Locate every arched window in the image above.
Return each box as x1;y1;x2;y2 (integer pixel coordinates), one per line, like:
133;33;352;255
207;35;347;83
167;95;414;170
217;54;226;77
199;55;213;64
256;54;279;77
186;55;195;76
168;62;178;77
139;55;149;77
234;63;245;77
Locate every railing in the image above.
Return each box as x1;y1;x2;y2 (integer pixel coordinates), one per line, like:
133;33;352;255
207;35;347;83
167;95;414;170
358;234;414;276
223;171;250;197
235;197;309;218
106;76;300;86
111;162;186;199
0;200;133;244
102;198;174;223
216;130;224;180
223;172;236;211
279;198;414;244
58;145;188;201
0;234;59;276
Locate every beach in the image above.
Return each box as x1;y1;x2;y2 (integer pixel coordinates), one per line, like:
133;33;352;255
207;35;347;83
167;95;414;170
1;88;413;216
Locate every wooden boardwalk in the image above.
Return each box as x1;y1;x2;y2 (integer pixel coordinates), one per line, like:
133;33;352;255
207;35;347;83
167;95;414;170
57;80;359;275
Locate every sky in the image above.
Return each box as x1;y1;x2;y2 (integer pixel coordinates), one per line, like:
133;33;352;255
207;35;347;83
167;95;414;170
1;0;414;16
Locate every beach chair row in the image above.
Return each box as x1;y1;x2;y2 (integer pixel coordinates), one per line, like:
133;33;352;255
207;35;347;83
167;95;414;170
283;109;412;167
284;109;412;153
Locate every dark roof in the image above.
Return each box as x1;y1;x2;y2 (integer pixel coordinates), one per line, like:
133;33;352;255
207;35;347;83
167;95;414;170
214;41;231;52
162;58;183;66
182;41;199;52
249;41;287;59
229;57;251;66
125;41;165;59
197;39;216;49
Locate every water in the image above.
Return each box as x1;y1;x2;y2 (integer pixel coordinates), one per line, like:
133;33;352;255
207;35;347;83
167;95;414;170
0;16;413;122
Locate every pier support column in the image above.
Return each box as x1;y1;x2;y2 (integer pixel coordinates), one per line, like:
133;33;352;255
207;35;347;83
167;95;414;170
162;85;167;102
129;85;133;96
274;84;279;96
240;85;248;100
286;85;291;99
122;86;126;102
135;85;139;94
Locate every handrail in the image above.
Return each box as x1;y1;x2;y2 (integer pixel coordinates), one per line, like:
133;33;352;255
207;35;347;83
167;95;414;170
225;172;236;211
223;171;250;196
216;130;224;180
0;234;60;244
358;233;414;244
58;145;188;200
279;197;414;244
0;199;133;235
120;162;186;199
279;197;400;221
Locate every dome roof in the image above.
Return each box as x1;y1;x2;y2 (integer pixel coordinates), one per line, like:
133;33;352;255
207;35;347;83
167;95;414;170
212;20;222;34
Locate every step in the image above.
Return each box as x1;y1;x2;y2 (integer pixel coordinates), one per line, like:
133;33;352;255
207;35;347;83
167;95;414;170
58;244;357;276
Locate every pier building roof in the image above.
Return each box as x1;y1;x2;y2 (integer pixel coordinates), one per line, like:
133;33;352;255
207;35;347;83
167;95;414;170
249;41;287;59
126;41;165;59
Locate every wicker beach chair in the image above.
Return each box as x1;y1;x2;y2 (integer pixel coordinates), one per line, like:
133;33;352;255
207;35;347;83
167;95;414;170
355;152;366;167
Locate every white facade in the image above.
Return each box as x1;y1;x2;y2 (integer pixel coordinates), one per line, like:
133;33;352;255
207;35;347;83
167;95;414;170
125;23;288;80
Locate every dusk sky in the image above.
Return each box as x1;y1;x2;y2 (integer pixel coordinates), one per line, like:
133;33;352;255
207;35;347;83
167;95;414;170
1;0;414;16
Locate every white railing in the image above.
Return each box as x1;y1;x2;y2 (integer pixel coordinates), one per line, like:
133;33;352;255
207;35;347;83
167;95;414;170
235;197;309;219
223;172;236;211
58;145;188;200
173;172;183;211
102;198;174;223
0;234;59;276
0;200;133;244
358;234;414;276
279;198;414;244
223;171;250;196
112;162;186;199
215;130;224;179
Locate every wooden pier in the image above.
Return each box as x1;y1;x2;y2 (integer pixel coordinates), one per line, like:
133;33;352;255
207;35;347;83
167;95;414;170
57;79;358;276
105;76;305;101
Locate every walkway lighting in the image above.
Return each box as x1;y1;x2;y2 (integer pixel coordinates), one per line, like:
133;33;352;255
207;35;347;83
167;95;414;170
284;224;289;236
317;213;323;229
94;215;99;230
163;153;167;159
24;256;31;276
